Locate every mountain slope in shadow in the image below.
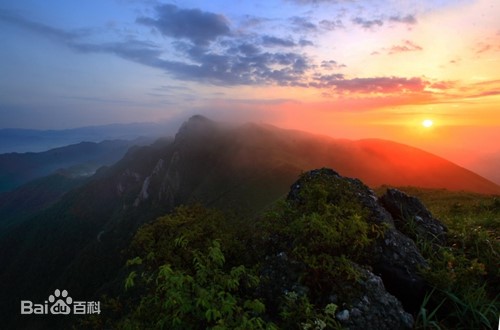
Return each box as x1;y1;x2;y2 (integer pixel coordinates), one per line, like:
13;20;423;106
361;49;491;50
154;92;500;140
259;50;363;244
0;139;151;193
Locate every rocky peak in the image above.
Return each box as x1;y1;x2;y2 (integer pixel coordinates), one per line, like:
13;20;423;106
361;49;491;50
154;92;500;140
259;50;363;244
174;115;218;143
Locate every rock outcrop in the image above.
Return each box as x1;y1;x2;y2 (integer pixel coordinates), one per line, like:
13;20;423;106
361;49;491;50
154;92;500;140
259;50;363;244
380;188;448;245
265;168;448;329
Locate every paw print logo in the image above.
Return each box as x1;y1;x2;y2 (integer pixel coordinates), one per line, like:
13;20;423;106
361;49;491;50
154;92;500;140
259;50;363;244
48;289;73;315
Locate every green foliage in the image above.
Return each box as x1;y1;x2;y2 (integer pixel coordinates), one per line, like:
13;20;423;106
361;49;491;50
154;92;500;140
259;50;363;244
120;240;274;329
262;172;385;303
388;189;500;329
415;289;445;330
279;291;342;330
97;181;498;330
416;220;499;329
99;205;275;329
266;172;384;257
128;204;248;272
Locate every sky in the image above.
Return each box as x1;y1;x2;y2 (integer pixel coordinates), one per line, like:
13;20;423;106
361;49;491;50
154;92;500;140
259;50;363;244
0;0;499;175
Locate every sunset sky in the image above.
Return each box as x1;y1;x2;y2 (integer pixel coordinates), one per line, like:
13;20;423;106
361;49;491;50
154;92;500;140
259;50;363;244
1;0;499;176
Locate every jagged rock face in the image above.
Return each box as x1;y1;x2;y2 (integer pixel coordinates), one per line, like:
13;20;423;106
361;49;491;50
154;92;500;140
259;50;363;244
338;264;414;330
371;228;427;313
284;168;442;325
379;188;448;245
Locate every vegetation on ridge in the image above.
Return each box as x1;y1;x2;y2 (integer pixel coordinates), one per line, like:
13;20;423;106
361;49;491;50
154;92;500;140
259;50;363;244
378;187;500;329
81;172;499;329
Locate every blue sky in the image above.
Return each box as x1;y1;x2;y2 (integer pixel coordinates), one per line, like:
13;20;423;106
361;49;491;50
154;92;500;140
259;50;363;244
0;0;499;142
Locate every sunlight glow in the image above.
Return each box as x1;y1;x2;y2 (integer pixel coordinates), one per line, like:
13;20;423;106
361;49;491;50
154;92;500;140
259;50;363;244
422;119;433;128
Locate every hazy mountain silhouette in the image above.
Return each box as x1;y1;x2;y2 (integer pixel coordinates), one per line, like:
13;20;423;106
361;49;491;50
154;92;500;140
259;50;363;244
0;173;88;231
461;151;500;186
0;139;152;193
1;115;498;328
0;121;181;153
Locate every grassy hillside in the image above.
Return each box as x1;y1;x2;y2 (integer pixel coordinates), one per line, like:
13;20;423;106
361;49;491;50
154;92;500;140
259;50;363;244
376;186;499;328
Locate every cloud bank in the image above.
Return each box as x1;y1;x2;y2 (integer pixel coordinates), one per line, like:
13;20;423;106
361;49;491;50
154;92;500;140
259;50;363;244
0;4;448;99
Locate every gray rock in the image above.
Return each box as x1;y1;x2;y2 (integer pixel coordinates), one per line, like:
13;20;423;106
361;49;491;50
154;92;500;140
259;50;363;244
371;228;427;313
287;169;428;313
340;265;414;330
336;309;350;322
379;188;448;245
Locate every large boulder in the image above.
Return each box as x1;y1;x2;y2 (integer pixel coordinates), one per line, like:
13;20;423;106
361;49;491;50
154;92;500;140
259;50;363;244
371;227;427;313
285;169;429;320
379;188;448;245
337;263;414;330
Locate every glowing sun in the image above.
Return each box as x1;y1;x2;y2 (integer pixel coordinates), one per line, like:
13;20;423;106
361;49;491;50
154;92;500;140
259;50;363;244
422;119;433;128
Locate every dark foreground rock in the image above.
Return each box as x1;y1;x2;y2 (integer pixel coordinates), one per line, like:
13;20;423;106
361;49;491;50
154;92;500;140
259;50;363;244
274;168;448;328
338;263;414;330
380;188;448;245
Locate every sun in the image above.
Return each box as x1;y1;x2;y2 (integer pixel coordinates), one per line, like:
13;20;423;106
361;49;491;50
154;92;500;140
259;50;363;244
422;119;433;128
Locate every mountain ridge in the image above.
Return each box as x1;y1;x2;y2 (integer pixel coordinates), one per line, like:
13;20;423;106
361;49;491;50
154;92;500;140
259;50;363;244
0;120;181;153
0;138;152;193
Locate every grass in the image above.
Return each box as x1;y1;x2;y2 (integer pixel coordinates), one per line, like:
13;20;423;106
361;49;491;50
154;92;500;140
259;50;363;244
376;186;500;329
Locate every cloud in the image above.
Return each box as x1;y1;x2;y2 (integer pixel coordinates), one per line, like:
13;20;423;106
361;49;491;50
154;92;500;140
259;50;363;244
289;16;317;32
429;81;455;90
299;39;314;47
320;60;346;70
474;42;500;54
0;9;442;97
0;10;163;65
309;73;344;88
314;76;428;94
464;80;500;98
234;43;261;56
352;17;383;29
0;10;313;87
136;4;230;46
260;36;312;48
388;40;423;54
319;19;344;31
0;10;86;42
472;90;500;98
76;40;163;65
149;41;313;86
371;40;423;56
238;15;271;30
351;14;416;31
262;35;296;47
389;15;417;25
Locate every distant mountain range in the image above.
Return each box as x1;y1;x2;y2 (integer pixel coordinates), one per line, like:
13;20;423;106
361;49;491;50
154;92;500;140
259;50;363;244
0;120;181;153
0;115;498;328
0;139;154;193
